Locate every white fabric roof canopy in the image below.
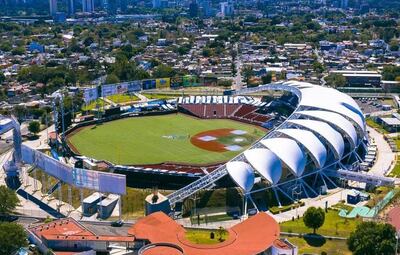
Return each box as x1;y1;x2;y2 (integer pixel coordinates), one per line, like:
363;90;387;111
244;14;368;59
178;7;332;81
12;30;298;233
244;148;282;184
260;138;306;177
296;110;358;148
276;128;327;168
287;119;345;160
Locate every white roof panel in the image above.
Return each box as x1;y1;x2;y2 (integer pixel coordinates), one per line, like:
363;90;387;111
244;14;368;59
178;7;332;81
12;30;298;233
287;119;345;159
297;110;358;148
226;161;255;192
298;86;365;133
276;128;327;168
260;137;306;177
244;148;282;184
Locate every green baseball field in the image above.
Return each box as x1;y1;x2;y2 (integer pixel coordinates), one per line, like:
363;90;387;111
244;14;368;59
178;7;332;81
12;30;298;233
67;114;265;165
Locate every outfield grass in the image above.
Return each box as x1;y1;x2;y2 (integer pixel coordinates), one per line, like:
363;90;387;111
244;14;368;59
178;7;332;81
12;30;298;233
68;114;265;165
280;209;361;237
106;94;139;104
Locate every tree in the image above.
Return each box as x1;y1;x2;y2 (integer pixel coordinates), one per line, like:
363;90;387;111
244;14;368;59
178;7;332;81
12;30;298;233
325;73;346;88
13;105;26;122
152;64;175;78
242;66;254;84
0;185;19;215
0;222;28;254
261;72;272;84
105;74;120;84
303;206;325;234
382;65;400;81
313;62;325;74
11;46;25;56
0;72;5;84
347;221;396;255
0;42;12;52
28;121;40;135
202;47;213;57
217;79;233;87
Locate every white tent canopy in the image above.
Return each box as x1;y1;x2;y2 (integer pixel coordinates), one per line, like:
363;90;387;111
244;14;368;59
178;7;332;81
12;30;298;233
244;148;282;184
276;128;327;168
287;119;345;160
296;110;358;148
226;161;255;192
260;138;307;177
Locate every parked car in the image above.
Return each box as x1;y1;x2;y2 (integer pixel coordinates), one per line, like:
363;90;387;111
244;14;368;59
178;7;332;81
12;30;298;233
111;219;124;227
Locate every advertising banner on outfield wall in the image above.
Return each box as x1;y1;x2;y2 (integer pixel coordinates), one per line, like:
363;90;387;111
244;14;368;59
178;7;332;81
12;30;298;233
83;87;98;103
21;145;126;194
183;75;199;87
101;84;118;97
142;79;156;90
156;78;170;89
171;77;183;88
127;80;142;93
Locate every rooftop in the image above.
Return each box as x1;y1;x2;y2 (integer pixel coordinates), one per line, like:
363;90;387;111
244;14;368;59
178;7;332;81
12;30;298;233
129;212;280;255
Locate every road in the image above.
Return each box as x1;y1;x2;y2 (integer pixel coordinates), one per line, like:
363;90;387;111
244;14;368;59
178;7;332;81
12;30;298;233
80;221;134;236
233;43;244;90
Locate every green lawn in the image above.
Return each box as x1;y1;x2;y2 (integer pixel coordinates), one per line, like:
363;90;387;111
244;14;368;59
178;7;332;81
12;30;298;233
185;228;229;244
366;118;388;134
286;236;351;255
395;138;400;150
82;98;109;112
389;160;400;177
280;209;361;237
141;93;178;100
106;94;139;104
68;114;265;165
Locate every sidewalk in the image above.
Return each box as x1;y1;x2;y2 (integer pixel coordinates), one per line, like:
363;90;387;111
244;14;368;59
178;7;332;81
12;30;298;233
135;92;148;103
367;126;395;176
271;188;350;223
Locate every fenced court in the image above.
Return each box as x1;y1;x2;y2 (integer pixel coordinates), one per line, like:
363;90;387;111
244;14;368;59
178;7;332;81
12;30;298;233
339;189;398;218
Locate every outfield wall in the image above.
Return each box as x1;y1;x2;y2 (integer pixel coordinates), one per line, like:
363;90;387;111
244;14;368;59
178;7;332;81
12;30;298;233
21;145;126;195
82;75;216;103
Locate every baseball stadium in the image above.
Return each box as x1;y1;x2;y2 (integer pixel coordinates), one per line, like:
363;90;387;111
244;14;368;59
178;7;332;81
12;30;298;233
57;80;393;208
2;80;397;255
64;90;288;190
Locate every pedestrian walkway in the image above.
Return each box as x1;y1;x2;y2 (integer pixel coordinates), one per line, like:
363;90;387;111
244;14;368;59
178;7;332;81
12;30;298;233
271;188;351;223
135;92;148;103
368;126;395;176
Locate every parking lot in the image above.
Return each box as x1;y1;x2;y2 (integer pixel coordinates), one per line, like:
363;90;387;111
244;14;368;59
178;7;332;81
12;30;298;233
355;98;396;114
80;221;134;236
